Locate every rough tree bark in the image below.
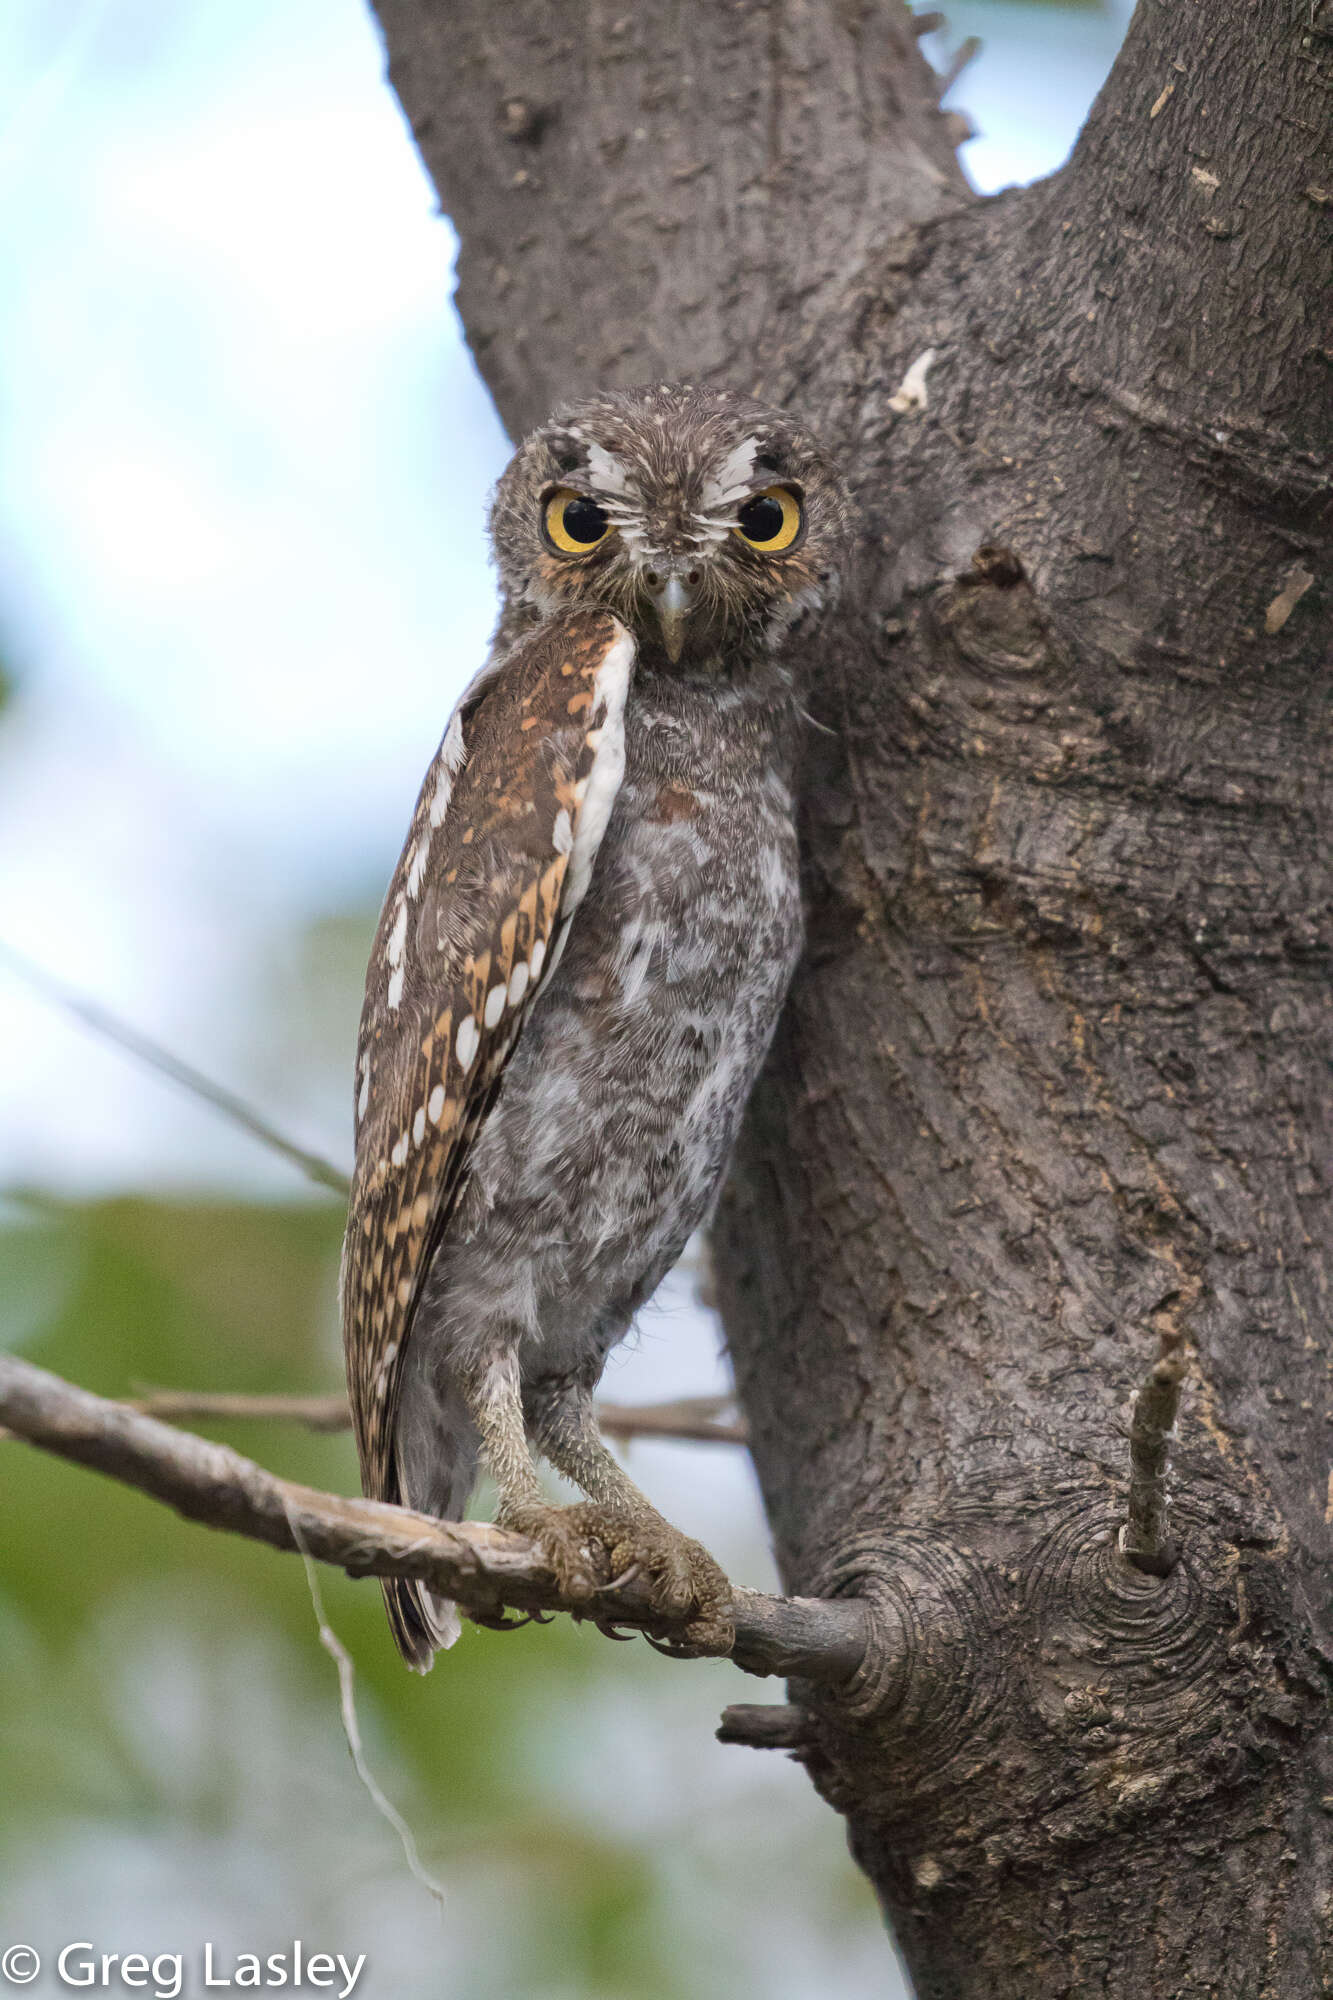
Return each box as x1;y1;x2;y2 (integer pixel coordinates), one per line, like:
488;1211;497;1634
370;3;1331;1993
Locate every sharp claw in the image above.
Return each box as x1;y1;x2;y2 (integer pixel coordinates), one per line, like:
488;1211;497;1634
606;1561;642;1591
469;1607;535;1632
595;1618;637;1641
643;1631;699;1657
644;1621;735;1659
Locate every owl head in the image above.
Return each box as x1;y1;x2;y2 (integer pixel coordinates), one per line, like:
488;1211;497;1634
489;383;851;669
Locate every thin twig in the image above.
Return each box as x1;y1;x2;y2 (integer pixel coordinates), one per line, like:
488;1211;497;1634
1119;1340;1188;1577
0;940;351;1197
0;1353;865;1683
284;1497;445;1909
129;1385;749;1447
599;1395;748;1445
130;1388;356;1431
936;33;981;99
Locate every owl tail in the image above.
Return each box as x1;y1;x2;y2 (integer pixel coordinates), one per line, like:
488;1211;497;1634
382;1574;460;1673
387;1416;479;1672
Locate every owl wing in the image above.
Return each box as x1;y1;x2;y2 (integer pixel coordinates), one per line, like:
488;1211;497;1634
341;607;636;1504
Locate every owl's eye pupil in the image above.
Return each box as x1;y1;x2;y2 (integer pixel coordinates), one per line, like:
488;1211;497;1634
738;494;786;543
561;496;609;544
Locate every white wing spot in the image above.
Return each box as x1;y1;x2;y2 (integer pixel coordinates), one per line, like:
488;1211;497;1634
508;961;529;1007
529;938;546;980
428;1083;446;1123
429;710;467;827
406;835;431;899
391;1134;408;1168
412;1106;426;1146
387;902;409;968
357;1054;371;1121
563;626;633;916
456;1015;480;1071
484;983;507;1029
552;807;573;855
387;965;405;1011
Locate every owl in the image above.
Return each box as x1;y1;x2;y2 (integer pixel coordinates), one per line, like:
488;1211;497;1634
342;382;851;1669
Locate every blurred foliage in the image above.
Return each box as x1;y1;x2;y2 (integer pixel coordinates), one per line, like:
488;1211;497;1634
0;1193;886;1998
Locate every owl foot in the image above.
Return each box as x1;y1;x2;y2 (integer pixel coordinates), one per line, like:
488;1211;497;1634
503;1500;735;1655
567;1503;736;1658
500;1499;608;1606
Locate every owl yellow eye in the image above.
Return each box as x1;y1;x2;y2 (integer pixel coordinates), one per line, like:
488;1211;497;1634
734;486;802;552
544;489;611;553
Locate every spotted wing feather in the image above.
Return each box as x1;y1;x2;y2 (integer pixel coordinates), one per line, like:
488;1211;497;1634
341;608;636;1506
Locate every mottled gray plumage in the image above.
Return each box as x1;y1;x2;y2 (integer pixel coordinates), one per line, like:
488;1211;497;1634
342;383;851;1668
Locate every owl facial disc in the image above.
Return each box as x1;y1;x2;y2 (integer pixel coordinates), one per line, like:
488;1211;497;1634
490;383;852;671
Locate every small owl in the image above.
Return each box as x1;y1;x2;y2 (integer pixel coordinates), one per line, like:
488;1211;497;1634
342;383;851;1669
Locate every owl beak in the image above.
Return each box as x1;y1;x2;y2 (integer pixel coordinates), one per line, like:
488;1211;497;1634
649;574;694;663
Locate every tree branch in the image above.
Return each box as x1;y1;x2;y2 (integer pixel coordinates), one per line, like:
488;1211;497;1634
716;1702;814;1751
598;1396;748;1446
375;0;969;435
1119;1340;1188;1578
125;1387;748;1446
129;1388;357;1430
0;1354;859;1682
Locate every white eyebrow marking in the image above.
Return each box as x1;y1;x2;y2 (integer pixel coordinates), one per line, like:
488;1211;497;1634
701;435;759;510
585;440;632;496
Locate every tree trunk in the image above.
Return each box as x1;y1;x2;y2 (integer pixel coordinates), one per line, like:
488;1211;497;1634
370;2;1332;1992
